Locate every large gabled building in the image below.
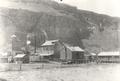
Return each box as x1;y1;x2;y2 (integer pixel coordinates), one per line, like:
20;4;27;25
29;40;59;62
36;40;85;61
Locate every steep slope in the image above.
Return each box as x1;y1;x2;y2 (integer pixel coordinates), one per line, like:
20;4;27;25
0;0;120;53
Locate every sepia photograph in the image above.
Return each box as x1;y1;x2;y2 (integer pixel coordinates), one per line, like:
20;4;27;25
0;0;120;81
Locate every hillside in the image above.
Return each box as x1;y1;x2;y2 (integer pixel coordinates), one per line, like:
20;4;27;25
0;0;120;53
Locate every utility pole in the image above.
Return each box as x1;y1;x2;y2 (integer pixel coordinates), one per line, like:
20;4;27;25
64;45;67;61
34;33;37;53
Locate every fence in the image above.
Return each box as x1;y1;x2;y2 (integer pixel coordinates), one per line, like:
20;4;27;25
1;58;120;71
49;58;120;64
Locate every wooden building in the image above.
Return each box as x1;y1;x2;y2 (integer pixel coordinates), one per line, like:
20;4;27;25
92;51;120;63
55;43;85;61
29;40;59;62
14;54;29;63
37;40;85;62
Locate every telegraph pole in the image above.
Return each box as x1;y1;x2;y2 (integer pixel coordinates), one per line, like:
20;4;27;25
34;33;37;53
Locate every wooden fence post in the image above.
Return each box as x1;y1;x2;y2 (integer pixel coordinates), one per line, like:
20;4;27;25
19;62;22;71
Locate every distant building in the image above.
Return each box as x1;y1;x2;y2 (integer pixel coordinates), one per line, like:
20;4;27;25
0;52;9;63
57;43;85;61
14;54;29;63
92;51;120;63
29;40;58;62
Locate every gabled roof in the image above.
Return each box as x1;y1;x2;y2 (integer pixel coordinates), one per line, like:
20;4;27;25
98;52;120;56
62;43;84;52
14;54;26;58
65;45;84;52
68;46;84;52
91;53;96;56
41;40;59;46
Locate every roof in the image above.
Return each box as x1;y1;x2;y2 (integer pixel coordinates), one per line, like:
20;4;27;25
91;53;96;56
98;52;120;56
14;54;26;58
41;40;59;46
0;52;9;58
66;46;84;52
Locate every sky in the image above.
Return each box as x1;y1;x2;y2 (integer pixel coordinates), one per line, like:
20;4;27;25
54;0;120;17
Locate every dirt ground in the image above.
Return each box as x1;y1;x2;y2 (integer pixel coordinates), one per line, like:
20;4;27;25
0;63;120;81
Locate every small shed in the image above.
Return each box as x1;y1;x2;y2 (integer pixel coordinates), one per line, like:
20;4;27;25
14;54;29;63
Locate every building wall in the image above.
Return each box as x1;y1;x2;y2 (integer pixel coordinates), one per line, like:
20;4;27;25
66;48;72;60
0;58;8;63
60;48;66;60
37;45;54;54
54;42;66;60
98;56;120;62
29;55;40;62
54;42;65;60
72;52;84;59
54;42;72;60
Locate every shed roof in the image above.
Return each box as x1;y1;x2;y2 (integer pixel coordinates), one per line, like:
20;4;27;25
14;54;26;58
98;52;120;56
41;40;59;46
91;53;96;56
66;46;84;52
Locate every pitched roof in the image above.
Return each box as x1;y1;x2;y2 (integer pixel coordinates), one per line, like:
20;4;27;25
91;53;96;56
14;54;26;58
41;40;59;46
0;52;9;58
62;43;84;52
66;45;84;52
98;52;120;56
